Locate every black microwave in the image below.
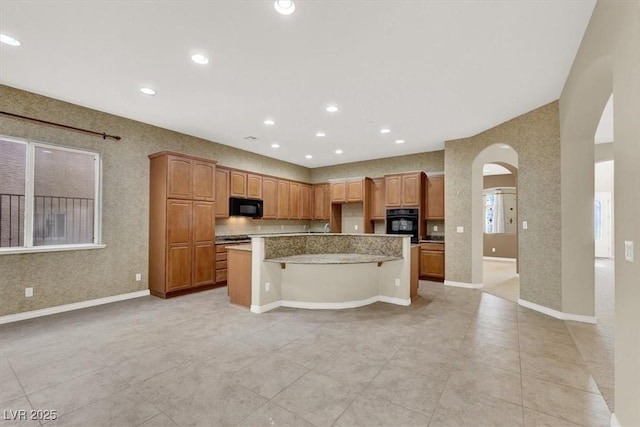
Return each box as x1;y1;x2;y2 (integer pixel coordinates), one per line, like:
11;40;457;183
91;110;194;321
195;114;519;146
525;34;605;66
229;197;263;218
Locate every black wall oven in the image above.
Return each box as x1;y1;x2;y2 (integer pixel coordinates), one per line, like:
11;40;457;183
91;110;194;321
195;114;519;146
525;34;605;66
386;208;419;243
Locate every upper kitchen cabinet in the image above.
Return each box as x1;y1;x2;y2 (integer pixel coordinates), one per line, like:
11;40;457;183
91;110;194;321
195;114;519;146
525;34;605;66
277;180;290;219
262;176;278;219
330;178;366;204
289;181;301;219
300;184;312;220
312;183;330;220
370;178;386;220
385;172;425;208
161;152;216;201
427;175;445;219
229;170;262;199
215;167;230;218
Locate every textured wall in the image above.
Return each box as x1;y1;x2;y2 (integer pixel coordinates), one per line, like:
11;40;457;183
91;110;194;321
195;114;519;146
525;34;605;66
0;85;310;316
445;101;562;310
310;150;444;183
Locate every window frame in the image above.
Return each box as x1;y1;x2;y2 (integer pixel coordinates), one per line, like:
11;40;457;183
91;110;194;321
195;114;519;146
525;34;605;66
0;135;105;255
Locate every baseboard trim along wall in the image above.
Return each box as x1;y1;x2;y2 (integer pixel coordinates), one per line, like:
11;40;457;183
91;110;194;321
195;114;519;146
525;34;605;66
251;295;411;314
483;256;517;263
444;280;483;289
0;290;151;325
610;413;621;427
518;298;597;324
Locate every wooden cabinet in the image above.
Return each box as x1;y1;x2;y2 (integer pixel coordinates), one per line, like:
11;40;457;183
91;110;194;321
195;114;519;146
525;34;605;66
149;151;217;298
427;175;445;219
420;242;445;281
215;243;245;284
370;178;386;220
300;184;312;220
277;180;290;219
215;168;229;218
289;182;301;219
227;247;252;308
230;170;263;199
385;172;424;208
262;176;278;219
330;178;365;203
312;183;330;220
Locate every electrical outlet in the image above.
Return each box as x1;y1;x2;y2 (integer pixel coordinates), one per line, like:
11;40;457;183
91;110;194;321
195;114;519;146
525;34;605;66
25;287;33;297
625;241;634;262
522;221;528;230
433;225;438;232
354;225;358;231
492;248;496;253
265;282;271;291
456;226;464;233
395;278;400;287
135;273;142;281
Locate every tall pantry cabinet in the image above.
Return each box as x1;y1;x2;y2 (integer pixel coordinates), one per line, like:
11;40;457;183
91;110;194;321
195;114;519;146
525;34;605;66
148;151;217;298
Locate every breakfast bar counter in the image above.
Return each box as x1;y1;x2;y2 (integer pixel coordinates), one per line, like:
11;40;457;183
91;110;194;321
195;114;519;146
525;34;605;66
246;233;414;313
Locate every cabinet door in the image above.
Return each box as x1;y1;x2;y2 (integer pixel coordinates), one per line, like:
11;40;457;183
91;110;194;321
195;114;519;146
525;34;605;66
229;171;247;198
277;180;290;219
262;177;278;219
385;175;402;207
420;249;445;279
215;168;229;218
371;178;386;220
401;173;421;207
346;180;363;202
312;184;325;220
192;202;214;286
247;174;262;199
167;200;192;291
427;176;445;219
193;161;215;201
167;156;192;199
330;181;346;203
323;184;330;220
289;182;301;219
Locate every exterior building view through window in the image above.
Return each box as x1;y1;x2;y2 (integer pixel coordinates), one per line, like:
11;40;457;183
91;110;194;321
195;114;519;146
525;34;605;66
0;136;100;250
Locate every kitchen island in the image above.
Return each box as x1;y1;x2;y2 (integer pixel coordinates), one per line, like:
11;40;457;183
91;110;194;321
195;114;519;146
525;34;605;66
244;233;415;313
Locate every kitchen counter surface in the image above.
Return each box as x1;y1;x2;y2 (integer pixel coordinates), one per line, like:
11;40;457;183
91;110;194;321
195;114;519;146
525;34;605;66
420;240;445;244
265;253;402;265
227;244;252;252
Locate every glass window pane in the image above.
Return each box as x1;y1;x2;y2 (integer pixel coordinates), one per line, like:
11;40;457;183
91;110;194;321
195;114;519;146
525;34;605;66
33;146;95;246
0;139;26;247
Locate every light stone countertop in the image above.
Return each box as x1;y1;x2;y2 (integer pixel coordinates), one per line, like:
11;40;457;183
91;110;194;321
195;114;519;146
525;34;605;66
264;253;402;265
226;244;252;252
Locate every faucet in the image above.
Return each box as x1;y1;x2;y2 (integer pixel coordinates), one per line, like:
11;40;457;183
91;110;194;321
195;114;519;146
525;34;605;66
324;223;331;233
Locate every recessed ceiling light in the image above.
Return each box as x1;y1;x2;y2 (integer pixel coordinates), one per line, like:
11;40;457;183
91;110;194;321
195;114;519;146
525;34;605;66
0;33;21;46
326;105;338;113
305;154;313;159
264;119;275;125
191;54;209;65
274;0;296;15
395;139;405;144
316;132;326;137
140;87;156;96
380;128;391;134
271;143;280;148
335;149;343;154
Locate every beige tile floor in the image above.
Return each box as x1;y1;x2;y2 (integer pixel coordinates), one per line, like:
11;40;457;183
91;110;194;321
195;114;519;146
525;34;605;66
1;269;613;427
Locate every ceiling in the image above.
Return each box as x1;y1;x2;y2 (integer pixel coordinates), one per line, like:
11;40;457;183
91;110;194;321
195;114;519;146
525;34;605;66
0;1;596;167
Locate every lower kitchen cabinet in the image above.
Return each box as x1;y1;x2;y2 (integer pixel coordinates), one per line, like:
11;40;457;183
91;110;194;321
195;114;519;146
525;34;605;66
227;246;252;308
420;242;445;281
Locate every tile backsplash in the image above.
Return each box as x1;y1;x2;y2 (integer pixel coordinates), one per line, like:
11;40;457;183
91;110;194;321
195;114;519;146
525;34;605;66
215;218;310;236
426;220;445;237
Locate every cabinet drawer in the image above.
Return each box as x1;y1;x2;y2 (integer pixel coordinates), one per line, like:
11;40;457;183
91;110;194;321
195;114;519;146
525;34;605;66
217;252;227;262
216;245;227;253
421;243;444;251
216;269;228;283
216;260;227;270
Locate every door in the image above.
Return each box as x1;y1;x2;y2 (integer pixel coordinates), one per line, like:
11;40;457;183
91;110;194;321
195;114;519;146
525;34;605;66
167;200;192;291
595;192;612;258
192;202;215;286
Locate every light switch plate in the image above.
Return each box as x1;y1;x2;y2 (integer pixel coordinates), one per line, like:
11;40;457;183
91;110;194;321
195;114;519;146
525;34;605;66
625;241;634;262
522;221;528;230
456;226;464;233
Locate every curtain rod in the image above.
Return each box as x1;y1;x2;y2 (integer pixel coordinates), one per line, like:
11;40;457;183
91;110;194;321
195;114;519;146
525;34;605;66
0;111;122;141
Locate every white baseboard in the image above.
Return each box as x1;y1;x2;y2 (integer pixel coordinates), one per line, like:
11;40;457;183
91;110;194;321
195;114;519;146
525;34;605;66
251;295;410;313
483;256;517;262
518;298;597;324
0;290;151;325
444;280;483;289
611;413;621;427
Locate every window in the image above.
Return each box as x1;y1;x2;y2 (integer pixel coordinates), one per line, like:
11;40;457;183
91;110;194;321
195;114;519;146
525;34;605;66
0;136;102;253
